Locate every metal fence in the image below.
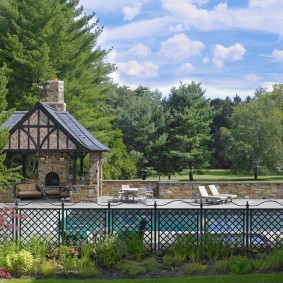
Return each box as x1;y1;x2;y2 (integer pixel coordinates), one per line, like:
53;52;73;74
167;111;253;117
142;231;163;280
1;200;283;252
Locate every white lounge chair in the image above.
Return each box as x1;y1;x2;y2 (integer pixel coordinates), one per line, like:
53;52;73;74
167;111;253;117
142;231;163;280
208;185;237;201
197;186;227;204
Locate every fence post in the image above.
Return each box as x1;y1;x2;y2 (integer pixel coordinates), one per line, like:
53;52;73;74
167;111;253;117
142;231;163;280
200;200;203;249
154;201;157;252
14;200;19;244
107;201;111;236
246;201;250;250
61;199;65;246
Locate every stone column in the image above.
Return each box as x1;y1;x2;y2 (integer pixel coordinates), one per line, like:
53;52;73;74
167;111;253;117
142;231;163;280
89;152;102;196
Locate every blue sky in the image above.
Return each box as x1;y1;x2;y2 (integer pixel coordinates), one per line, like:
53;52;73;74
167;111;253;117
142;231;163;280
80;0;283;99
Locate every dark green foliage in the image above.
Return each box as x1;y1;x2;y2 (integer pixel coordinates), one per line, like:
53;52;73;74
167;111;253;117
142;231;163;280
0;0;134;179
0;65;22;187
163;82;215;180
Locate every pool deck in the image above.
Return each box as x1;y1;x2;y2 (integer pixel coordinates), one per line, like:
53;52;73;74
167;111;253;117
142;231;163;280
5;197;283;209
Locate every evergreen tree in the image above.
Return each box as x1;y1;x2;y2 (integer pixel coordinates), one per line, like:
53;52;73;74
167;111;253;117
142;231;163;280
164;82;215;181
0;65;21;187
0;0;131;179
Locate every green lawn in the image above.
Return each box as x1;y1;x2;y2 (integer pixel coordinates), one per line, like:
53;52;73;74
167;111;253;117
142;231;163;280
146;169;283;182
7;273;283;283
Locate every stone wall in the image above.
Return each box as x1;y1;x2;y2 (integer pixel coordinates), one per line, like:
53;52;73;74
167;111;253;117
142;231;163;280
102;181;283;199
38;153;69;187
0;186;14;203
69;185;98;203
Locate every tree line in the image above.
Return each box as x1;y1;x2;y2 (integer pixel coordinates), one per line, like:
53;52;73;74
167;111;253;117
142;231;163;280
0;0;283;184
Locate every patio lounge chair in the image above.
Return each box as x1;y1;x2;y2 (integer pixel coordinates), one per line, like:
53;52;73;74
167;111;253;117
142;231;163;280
208;184;237;201
197;186;227;204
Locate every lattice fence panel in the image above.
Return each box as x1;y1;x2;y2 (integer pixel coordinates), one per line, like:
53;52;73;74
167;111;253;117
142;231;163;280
157;209;199;250
64;209;107;245
250;209;283;249
18;208;61;245
111;209;153;249
204;209;245;249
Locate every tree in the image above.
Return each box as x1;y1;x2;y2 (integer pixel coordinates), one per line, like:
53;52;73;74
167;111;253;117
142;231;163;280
210;97;234;168
221;98;283;180
0;0;133;179
114;87;168;178
0;65;21;187
164;82;215;181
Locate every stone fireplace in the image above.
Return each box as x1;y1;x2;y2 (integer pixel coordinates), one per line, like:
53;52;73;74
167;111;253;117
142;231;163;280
37;152;69;187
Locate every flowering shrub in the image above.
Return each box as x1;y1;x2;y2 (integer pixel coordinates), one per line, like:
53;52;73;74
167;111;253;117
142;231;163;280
0;206;24;230
0;267;12;279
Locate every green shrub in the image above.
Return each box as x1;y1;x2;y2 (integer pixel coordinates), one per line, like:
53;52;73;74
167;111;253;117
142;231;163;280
94;234;127;267
77;258;97;277
162;255;183;267
125;233;146;261
264;248;283;270
250;258;266;271
116;260;146;277
5;249;34;274
170;234;198;262
214;259;229;273
204;234;233;261
26;236;49;259
229;256;252;274
184;262;208;274
41;261;57;277
143;257;158;272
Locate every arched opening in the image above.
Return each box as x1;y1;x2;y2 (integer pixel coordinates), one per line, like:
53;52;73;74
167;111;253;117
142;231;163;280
45;172;59;186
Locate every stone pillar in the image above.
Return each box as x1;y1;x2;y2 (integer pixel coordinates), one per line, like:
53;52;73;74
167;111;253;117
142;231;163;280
89;152;102;196
44;79;66;111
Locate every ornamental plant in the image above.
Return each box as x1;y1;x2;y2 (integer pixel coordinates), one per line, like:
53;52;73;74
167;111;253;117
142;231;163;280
5;249;34;274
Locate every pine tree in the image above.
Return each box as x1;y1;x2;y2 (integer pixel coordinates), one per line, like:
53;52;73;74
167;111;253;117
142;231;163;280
0;65;21;187
0;0;131;179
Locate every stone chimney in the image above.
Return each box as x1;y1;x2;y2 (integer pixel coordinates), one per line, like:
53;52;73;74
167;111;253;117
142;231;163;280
44;79;66;111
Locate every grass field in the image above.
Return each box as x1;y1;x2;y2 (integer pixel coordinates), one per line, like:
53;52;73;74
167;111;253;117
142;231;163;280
146;169;283;182
6;273;283;283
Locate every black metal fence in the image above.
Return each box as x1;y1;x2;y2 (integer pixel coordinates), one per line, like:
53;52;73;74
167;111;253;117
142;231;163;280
1;200;283;252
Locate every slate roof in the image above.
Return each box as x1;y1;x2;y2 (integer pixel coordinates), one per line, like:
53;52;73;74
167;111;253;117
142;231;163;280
2;102;110;152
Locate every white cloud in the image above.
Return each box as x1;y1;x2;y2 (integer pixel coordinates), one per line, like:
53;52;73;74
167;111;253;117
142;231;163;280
178;63;194;73
248;0;283;8
117;60;159;78
122;3;141;21
212;43;246;68
161;0;283;36
245;73;262;82
126;44;151;57
158;33;204;61
169;24;186;33
272;49;283;61
105;16;173;40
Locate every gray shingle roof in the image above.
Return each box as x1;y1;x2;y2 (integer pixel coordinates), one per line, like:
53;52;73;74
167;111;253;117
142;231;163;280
2;102;110;152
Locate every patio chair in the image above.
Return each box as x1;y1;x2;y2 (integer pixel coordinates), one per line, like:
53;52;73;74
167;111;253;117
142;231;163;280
137;187;147;203
197;186;227;204
145;187;154;200
208;184;237;201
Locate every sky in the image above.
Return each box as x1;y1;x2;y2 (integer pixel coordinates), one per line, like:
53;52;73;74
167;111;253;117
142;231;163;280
79;0;283;99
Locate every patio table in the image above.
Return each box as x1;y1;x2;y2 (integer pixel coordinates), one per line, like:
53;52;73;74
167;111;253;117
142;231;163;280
121;188;138;202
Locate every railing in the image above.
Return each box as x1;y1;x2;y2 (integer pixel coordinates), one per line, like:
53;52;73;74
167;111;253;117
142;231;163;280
1;200;283;252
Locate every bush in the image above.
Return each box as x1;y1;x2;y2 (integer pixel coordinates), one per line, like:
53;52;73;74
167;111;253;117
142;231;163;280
264;248;283;271
184;262;208;274
116;260;146;277
229;256;252;274
5;249;34;274
125;233;146;261
214;259;229;273
162;255;183;267
94;234;127;267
